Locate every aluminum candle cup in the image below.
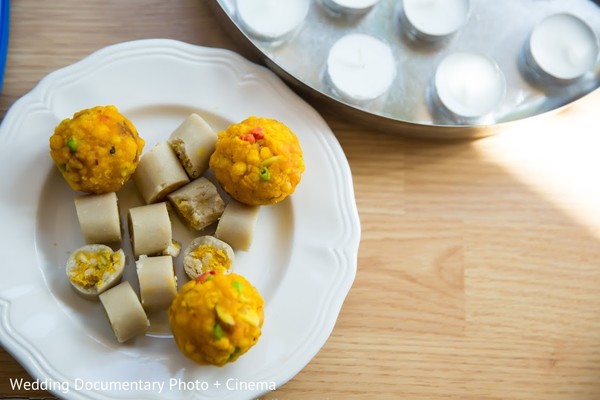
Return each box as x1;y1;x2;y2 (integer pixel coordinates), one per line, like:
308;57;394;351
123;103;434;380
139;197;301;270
402;0;471;41
433;52;506;122
326;33;396;103
527;13;599;82
321;0;381;15
236;0;309;42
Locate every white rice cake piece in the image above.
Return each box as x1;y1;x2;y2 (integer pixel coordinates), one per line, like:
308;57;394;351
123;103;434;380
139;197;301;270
74;192;121;244
133;141;190;204
99;281;149;343
168;113;217;179
167;177;225;231
128;202;172;258
136;255;178;312
215;199;260;251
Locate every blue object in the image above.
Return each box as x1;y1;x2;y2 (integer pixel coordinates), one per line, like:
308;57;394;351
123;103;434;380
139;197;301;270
0;0;9;93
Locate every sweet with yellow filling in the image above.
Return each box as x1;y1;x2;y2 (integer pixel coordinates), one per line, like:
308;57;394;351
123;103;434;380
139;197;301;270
182;235;235;279
66;244;125;300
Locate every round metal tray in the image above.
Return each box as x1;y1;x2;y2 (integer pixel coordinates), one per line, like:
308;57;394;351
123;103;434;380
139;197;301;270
209;0;600;138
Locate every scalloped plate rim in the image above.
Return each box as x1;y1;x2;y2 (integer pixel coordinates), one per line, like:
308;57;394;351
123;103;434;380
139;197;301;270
0;39;360;400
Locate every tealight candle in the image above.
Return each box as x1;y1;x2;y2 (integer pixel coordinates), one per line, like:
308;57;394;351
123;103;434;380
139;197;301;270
528;13;599;81
403;0;470;41
236;0;309;41
434;52;505;120
326;33;396;102
321;0;380;15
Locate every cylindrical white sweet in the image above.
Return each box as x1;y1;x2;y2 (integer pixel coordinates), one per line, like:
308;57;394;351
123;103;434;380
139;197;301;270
168;113;217;179
215;200;260;251
434;52;505;120
99;281;150;343
322;0;380;15
74;192;122;244
128;202;172;258
133;141;190;204
237;0;309;41
136;255;178;312
528;13;599;81
403;0;470;40
326;33;396;102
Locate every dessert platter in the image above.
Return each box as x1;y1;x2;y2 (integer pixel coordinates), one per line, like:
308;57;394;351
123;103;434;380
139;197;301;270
210;0;600;137
0;39;360;399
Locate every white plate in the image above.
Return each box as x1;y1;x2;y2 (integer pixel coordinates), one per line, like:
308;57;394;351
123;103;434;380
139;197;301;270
0;39;360;399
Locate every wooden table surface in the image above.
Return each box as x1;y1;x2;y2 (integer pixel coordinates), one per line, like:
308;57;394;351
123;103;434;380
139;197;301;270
2;1;600;399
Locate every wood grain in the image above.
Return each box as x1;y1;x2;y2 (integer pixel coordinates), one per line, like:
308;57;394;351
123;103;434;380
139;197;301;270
2;1;600;399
